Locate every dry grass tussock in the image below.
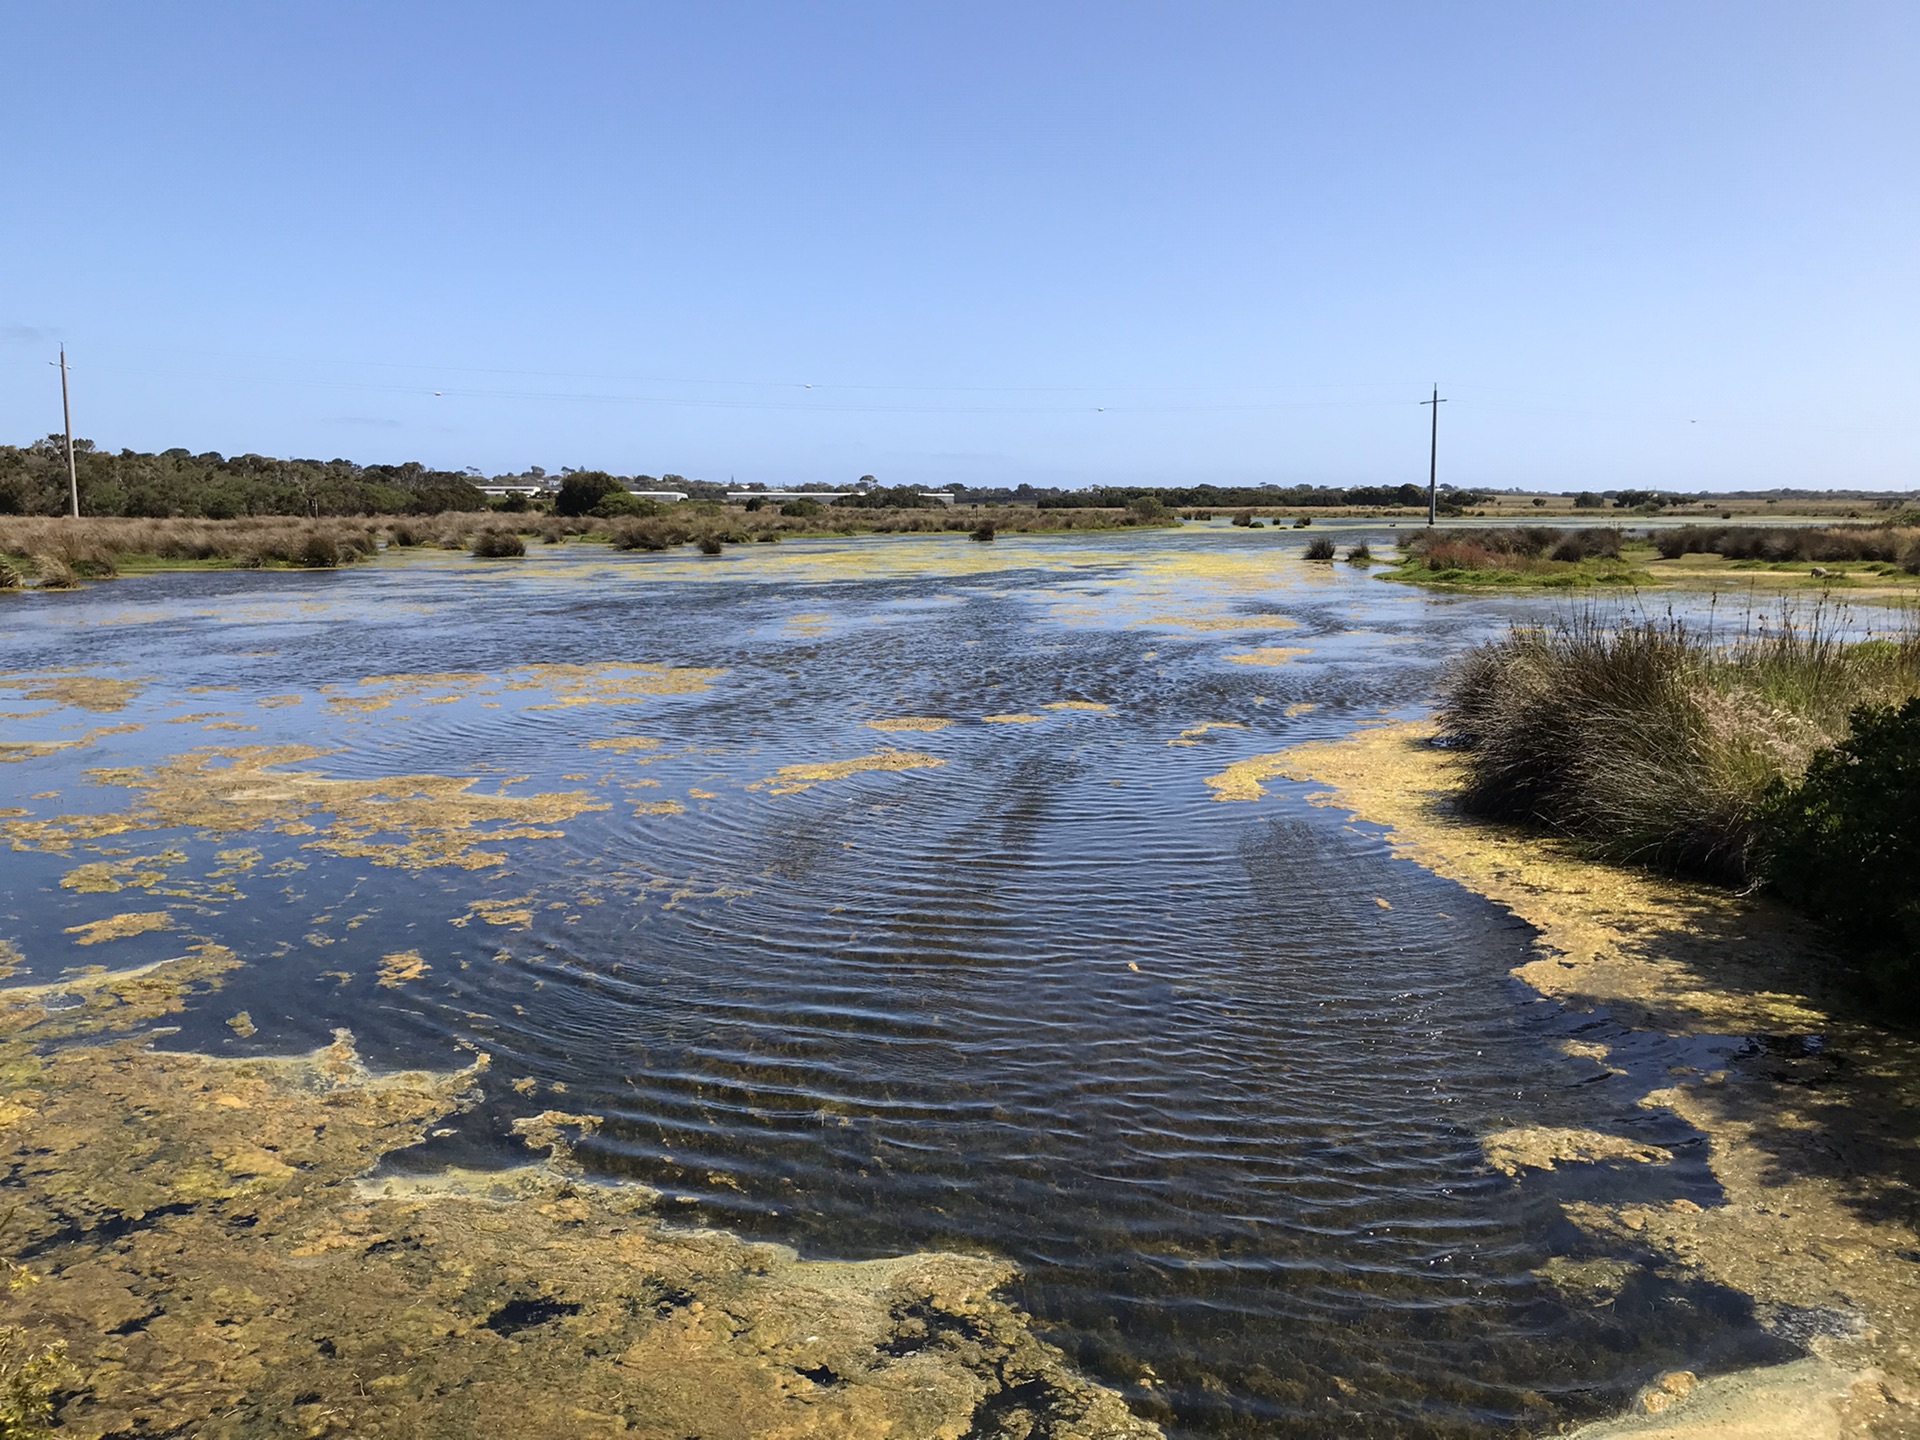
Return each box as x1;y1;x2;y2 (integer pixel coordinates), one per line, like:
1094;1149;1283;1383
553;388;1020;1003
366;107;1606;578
1440;603;1920;884
1653;523;1920;571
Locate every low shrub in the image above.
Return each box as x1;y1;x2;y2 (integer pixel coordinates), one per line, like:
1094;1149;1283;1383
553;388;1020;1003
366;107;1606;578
295;531;341;568
696;535;724;555
0;558;19;590
779;498;824;518
1293;517;1312;528
1303;537;1336;561
1653;525;1917;564
1440;608;1920;883
31;555;77;589
971;522;996;543
1758;697;1920;1002
1344;544;1373;564
470;530;526;558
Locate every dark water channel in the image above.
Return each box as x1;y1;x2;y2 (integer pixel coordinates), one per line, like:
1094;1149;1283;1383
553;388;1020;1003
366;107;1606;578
0;526;1798;1436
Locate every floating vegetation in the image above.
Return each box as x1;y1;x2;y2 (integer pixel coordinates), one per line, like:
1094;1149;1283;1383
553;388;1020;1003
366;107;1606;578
1043;701;1111;713
0;673;147;714
1168;722;1246;747
0;724;142;764
585;736;664;753
981;713;1044;724
1225;646;1311;667
1202;753;1299;803
1141;613;1298;632
1;745;608;872
1481;1127;1672;1176
59;851;184;894
62;911;173;946
865;717;953;733
376;950;430;987
460;897;536;928
633;799;687;816
754;751;945;796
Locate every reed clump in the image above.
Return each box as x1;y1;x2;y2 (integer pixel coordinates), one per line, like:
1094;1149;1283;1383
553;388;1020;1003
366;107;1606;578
1439;606;1920;886
1303;537;1337;561
469;530;526;558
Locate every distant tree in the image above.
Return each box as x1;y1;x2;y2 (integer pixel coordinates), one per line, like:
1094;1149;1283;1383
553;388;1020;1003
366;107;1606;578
1574;492;1604;509
555;471;623;516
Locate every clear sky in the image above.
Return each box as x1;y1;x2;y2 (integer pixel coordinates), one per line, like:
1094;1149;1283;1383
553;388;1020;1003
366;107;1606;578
3;2;1916;492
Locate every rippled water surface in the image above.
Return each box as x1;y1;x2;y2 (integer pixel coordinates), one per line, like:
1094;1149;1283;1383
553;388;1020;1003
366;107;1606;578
0;526;1795;1436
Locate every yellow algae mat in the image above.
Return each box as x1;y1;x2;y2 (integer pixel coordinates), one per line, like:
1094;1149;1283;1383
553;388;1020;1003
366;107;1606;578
1238;721;1920;1437
0;949;1157;1439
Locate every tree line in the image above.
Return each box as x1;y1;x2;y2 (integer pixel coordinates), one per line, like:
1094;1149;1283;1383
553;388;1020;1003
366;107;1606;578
3;435;1496;519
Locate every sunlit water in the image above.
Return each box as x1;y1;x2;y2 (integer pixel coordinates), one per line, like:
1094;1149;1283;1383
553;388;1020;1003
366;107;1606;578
0;524;1803;1436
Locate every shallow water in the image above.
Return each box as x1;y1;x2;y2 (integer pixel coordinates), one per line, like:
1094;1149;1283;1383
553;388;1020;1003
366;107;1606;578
0;525;1798;1436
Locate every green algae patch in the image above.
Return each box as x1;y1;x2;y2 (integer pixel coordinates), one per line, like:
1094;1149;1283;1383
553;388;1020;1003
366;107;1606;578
1;745;609;872
0;952;1160;1439
754;751;946;797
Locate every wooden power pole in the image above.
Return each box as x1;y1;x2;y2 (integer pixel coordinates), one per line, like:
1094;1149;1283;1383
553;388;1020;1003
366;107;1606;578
56;347;79;518
1420;384;1446;527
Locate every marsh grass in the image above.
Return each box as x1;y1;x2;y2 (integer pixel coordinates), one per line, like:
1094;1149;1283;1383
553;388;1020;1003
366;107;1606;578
1303;537;1337;561
469;530;526;558
1654;524;1920;567
1344;544;1373;565
1440;603;1920;883
1390;526;1638;587
0;505;1175;590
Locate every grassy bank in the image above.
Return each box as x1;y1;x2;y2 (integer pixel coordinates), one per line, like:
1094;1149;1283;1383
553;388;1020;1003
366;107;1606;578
1388;523;1920;598
1440;606;1920;998
1387;526;1650;587
0;506;1172;588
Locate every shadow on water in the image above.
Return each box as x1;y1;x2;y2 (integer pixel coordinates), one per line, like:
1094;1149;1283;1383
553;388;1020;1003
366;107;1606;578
1;534;1826;1437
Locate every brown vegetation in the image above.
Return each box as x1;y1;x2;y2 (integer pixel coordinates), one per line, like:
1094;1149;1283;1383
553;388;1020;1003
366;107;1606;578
1653;523;1920;571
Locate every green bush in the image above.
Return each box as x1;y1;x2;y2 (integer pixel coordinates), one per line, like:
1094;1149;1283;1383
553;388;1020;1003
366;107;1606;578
554;471;622;517
1759;697;1920;1001
592;490;661;519
780;498;824;518
1303;537;1336;560
970;522;996;543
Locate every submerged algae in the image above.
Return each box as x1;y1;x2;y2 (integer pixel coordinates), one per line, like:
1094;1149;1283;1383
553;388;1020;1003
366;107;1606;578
0;951;1160;1440
754;751;946;797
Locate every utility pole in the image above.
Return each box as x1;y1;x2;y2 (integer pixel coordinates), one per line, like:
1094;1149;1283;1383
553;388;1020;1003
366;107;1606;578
1420;384;1446;527
55;347;79;518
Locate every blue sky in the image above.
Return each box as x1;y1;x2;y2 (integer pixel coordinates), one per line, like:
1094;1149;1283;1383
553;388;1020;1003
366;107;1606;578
3;2;1916;491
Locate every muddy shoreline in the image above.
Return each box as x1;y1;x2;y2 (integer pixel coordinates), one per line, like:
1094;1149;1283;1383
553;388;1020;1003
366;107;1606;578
1252;721;1920;1437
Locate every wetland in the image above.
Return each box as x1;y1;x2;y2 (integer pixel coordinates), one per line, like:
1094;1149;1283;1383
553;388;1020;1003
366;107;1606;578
2;521;1916;1438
